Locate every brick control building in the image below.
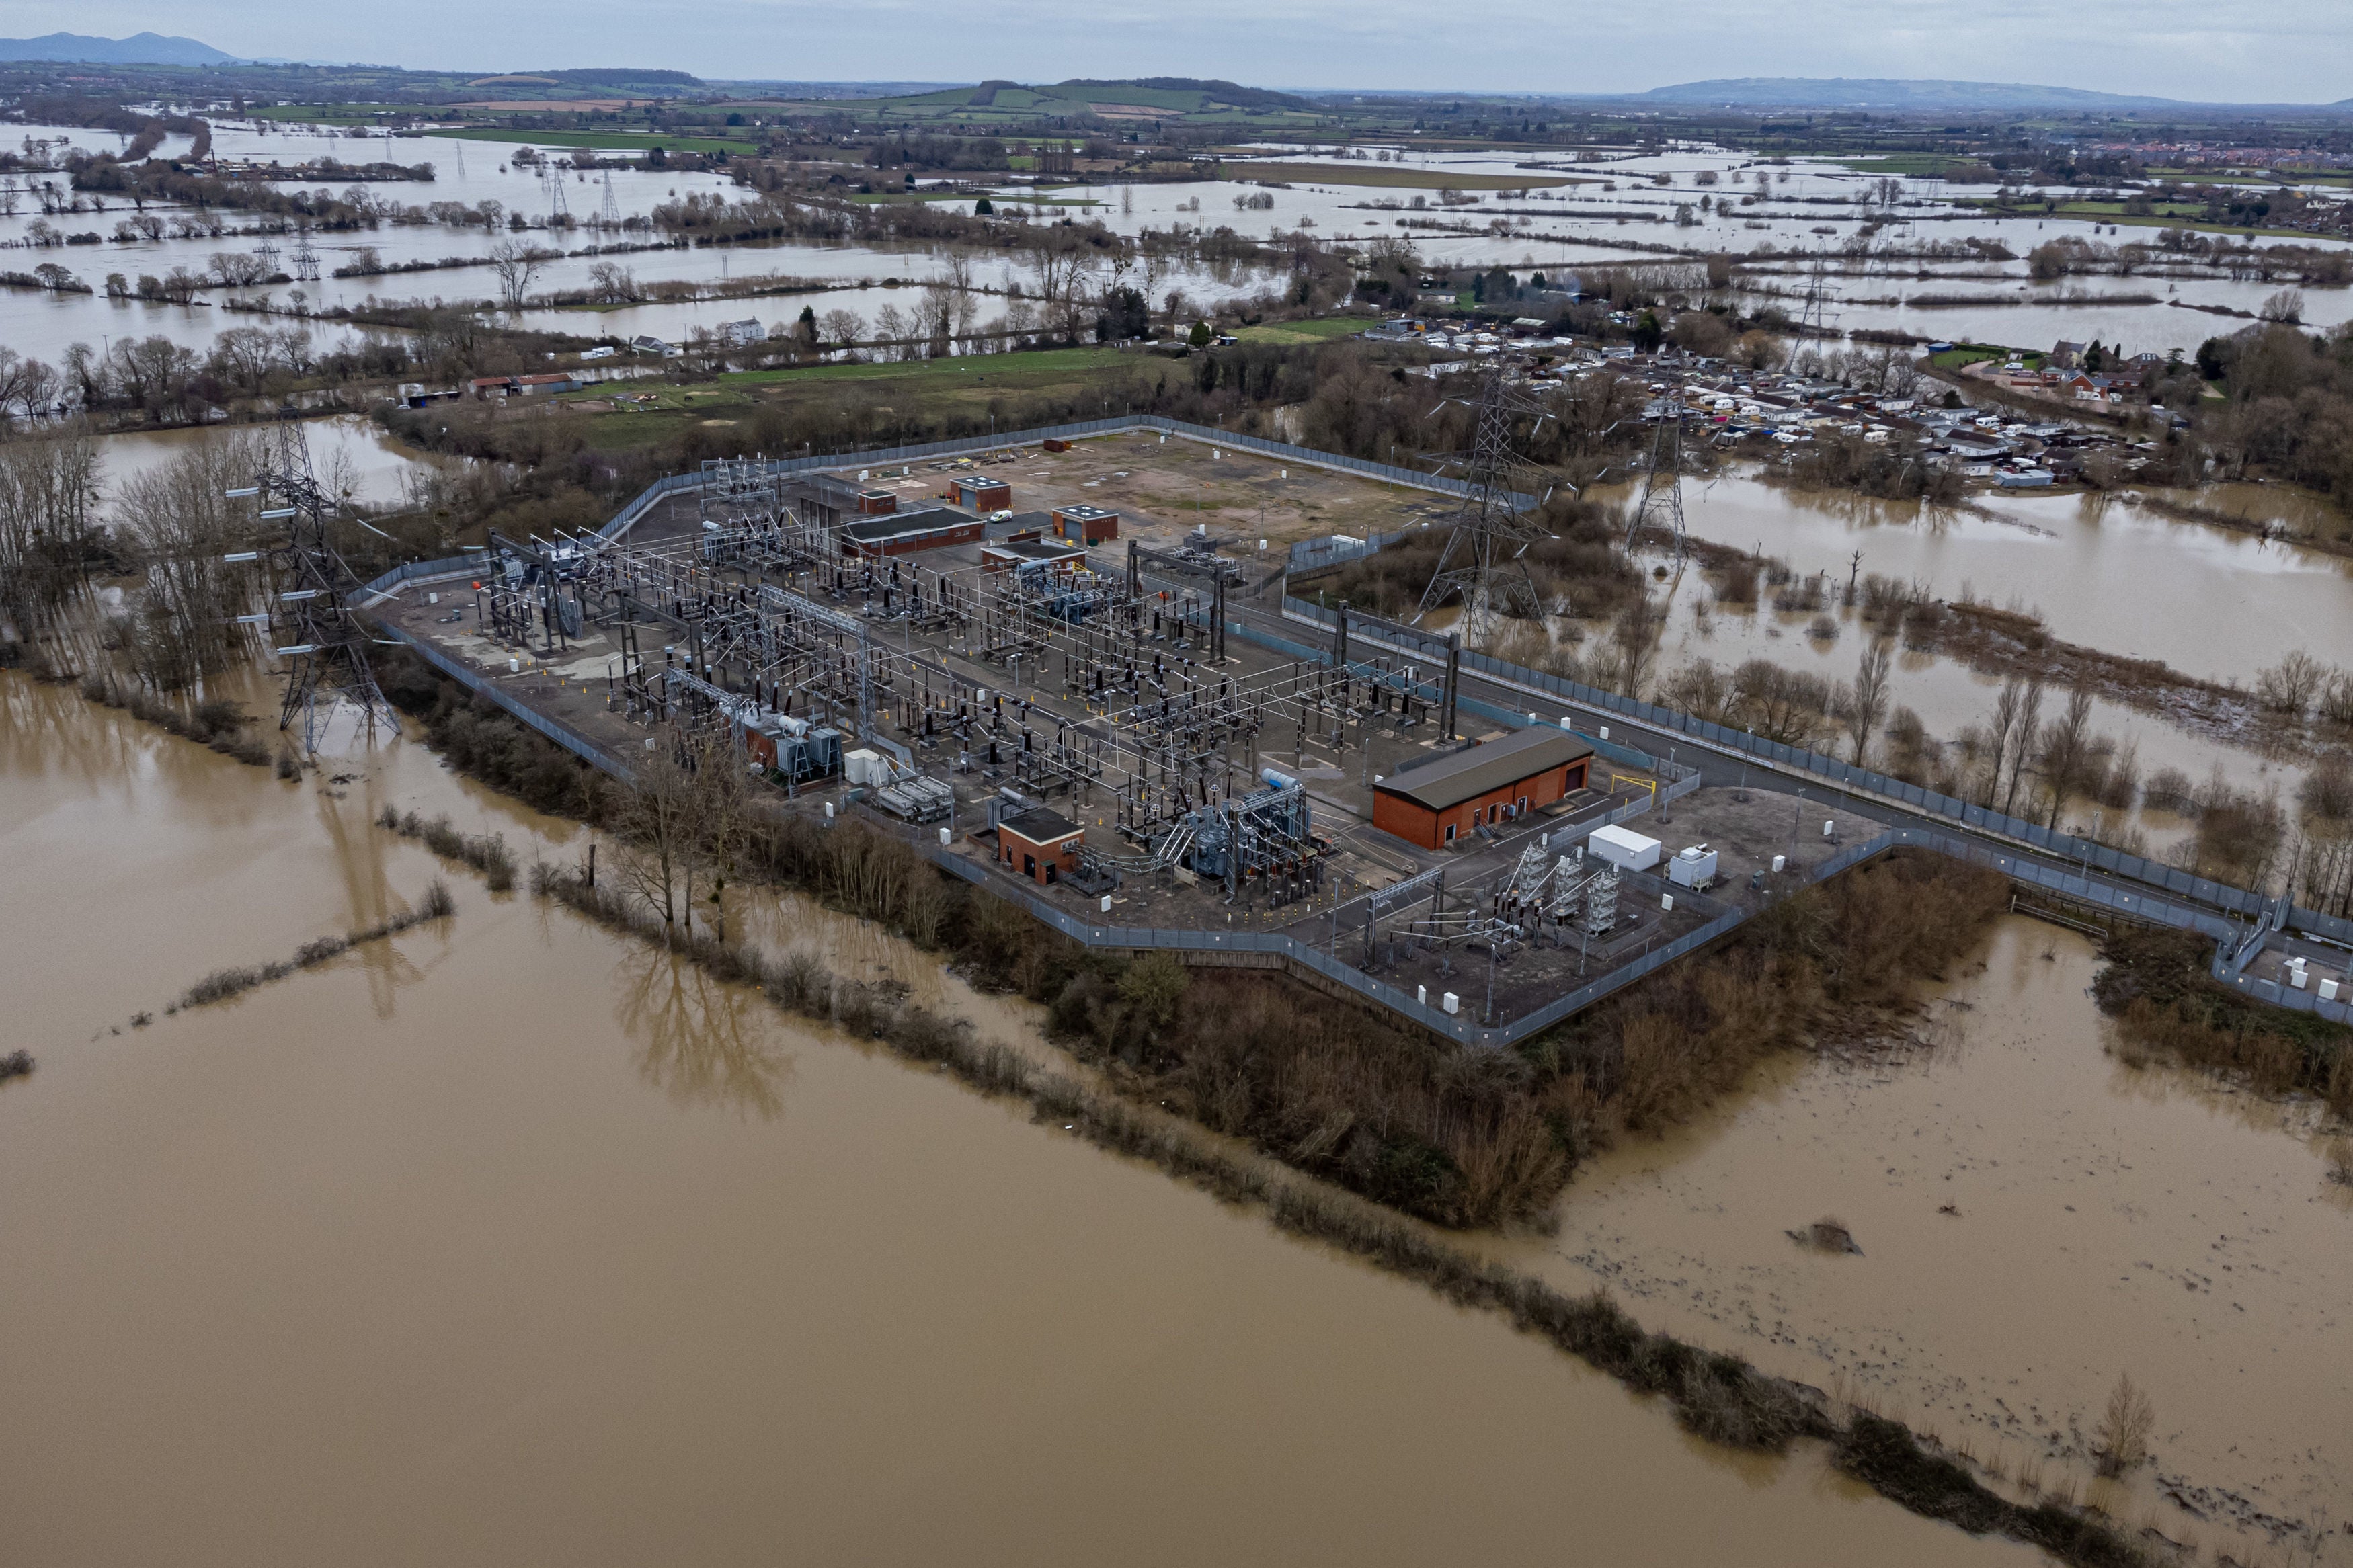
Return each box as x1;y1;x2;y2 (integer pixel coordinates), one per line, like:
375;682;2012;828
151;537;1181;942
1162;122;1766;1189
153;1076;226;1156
1371;727;1594;850
841;507;984;558
1052;503;1119;544
996;807;1084;884
947;474;1012;511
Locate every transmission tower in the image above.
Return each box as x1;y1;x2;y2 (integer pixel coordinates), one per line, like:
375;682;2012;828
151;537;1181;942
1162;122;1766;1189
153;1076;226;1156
543;164;569;223
239;415;397;751
1627;403;1689;566
290;235;320;281
1414;365;1562;644
254;237;280;276
599;168;621;225
1797;251;1833;340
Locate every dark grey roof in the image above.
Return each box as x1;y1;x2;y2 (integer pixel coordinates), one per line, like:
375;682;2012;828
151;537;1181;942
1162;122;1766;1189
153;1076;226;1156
986;536;1086;562
844;506;975;542
1000;806;1081;843
1376;726;1594;812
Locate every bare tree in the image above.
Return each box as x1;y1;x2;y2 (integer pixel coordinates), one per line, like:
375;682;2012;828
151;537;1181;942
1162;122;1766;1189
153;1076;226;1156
2094;1373;2155;1477
2003;679;2045;817
488;239;548;311
616;743;697;943
818;308;863;353
688;733;752;942
2255;650;2325;716
2038;685;2097;829
1845;638;1892;764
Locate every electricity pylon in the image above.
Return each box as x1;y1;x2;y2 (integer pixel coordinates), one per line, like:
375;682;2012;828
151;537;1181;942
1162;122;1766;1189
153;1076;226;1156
239;416;397;751
1414;365;1562;643
1627;403;1689;566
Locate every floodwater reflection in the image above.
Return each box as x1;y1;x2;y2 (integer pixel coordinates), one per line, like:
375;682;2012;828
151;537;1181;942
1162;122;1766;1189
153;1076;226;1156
616;944;795;1119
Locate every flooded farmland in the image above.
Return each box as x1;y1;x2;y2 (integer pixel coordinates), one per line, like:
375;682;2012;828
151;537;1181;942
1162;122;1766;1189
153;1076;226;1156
0;674;2042;1568
1519;917;2353;1564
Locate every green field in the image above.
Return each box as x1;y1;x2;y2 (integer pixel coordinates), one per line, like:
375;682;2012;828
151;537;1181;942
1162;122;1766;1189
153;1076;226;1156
423;126;759;156
1929;344;2042;370
249;103;430;125
1233;317;1371;344
1956;196;2342;239
1829;153;1972;176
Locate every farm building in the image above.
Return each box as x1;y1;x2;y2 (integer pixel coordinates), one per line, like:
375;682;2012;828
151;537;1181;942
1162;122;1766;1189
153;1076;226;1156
1371;726;1594;850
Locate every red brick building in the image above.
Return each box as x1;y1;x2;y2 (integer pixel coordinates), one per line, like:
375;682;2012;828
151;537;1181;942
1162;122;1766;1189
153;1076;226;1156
1052;503;1119;544
1371;727;1594;850
840;507;984;558
997;806;1084;884
948;474;1012;511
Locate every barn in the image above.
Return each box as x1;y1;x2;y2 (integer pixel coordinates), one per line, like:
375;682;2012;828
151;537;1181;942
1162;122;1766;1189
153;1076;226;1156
1371;727;1594;850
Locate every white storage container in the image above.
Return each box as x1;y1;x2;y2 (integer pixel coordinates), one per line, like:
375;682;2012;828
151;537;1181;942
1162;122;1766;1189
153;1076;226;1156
844;748;887;786
1586;825;1661;873
1667;845;1718;889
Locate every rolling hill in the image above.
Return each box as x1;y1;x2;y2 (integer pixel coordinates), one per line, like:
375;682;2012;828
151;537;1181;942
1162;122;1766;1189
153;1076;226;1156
1629;77;2186;110
0;32;235;66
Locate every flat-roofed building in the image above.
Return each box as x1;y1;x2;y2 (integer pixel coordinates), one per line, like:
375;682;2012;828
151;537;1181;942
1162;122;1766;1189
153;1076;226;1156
1052;503;1119;544
789;474;900;527
840;507;984;558
1371;726;1595;850
997;806;1084;884
980;536;1087;573
948;474;1012;511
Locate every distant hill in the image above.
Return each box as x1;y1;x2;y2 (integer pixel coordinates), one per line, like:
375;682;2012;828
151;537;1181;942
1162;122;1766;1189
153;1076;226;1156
1057;78;1312;112
799;77;1318;122
0;32;235;66
1632;77;2185;110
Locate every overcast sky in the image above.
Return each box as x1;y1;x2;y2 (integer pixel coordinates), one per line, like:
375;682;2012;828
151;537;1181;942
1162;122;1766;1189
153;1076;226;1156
11;0;2353;104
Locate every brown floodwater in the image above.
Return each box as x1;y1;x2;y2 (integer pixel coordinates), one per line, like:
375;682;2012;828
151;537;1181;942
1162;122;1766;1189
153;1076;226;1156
0;675;2042;1568
1517;917;2353;1563
1593;470;2353;686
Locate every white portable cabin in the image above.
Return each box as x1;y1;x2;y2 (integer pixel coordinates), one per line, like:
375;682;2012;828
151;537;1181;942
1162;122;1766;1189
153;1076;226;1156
1585;824;1661;873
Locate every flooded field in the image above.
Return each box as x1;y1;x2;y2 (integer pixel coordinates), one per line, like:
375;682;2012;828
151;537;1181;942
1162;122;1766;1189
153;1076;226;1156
1519;917;2353;1564
0;674;2040;1568
1599;468;2353;688
95;413;445;506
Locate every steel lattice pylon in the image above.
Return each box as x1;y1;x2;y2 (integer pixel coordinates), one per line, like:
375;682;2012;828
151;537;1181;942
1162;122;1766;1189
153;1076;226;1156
1628;403;1689;565
1414;366;1562;645
600;169;621;225
1797;249;1834;340
249;416;397;751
